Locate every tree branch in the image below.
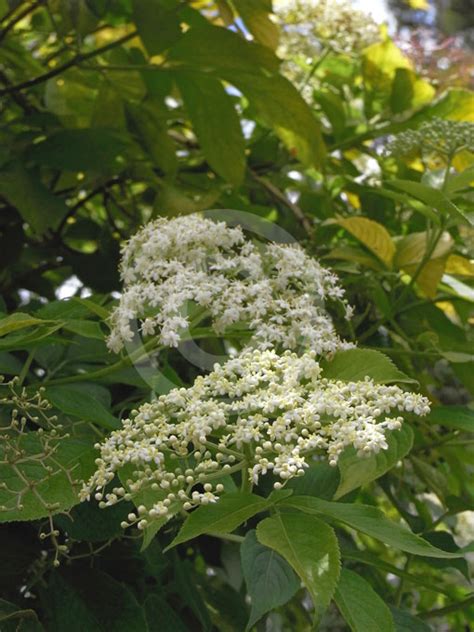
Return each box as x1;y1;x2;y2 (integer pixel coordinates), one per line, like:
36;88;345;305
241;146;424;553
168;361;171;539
249;169;313;236
0;30;137;97
0;0;44;44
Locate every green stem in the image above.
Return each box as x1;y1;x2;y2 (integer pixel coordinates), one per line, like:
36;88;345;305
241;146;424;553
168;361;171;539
18;348;36;387
298;47;330;93
394;555;412;606
418;594;474;620
207;532;244;544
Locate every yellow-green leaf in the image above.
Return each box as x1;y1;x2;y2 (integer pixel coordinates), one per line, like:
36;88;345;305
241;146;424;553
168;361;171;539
445;254;474;277
395;231;453;267
335;217;395;267
236;0;279;50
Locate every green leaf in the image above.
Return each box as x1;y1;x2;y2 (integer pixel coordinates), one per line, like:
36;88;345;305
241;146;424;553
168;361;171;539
389;607;432;632
427;405;474;432
62;320;104;340
0;352;23;375
55;500;131;542
0;161;69;234
29;129;130;173
176;72;246;185
0;323;64;351
321;349;416;384
445;164;474;196
336;425;413;498
341;547;452;597
241;530;300;629
282;496;463;558
0;313;52;337
168;24;279;76
235;73;326;168
387;179;472;226
145;595;187;632
45;383;120;430
44;569;148;632
168;492;272;549
236;0;279;50
334;569;395;632
256;513;340;619
168;25;325;167
286;461;340;500
132;0;183;56
127;100;177;174
0;433;95;523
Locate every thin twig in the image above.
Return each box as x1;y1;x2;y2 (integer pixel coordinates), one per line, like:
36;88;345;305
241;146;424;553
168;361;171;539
418;594;474;620
0;0;44;45
249;169;313;236
0;30;137;97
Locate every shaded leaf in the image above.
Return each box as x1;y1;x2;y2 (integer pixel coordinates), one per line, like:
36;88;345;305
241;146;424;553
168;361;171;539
335;425;414;498
241;530;299;629
256;512;340;619
176;72;246;185
283;496;463;558
334;569;395;632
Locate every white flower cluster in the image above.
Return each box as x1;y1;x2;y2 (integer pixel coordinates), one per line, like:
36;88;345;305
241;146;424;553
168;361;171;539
107;215;352;356
276;0;381;57
387;118;474;159
81;349;430;529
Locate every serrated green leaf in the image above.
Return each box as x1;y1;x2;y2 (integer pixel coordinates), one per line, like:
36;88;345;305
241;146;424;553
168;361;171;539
168;493;272;549
256;513;340;619
45;383;120;430
241;530;299;629
282;496;463;558
389;607;432;632
286;461;340;500
335;425;414;497
321;349;416;384
427;405;474;432
335;569;395;632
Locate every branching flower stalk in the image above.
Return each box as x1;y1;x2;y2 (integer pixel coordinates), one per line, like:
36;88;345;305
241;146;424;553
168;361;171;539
0;377;62;511
81;349;430;531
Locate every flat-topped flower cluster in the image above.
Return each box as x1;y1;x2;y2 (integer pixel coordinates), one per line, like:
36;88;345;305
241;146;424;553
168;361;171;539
82;349;430;528
107;215;353;356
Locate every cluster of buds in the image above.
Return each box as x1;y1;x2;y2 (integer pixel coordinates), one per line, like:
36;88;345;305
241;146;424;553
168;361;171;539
107;215;353;357
387;118;474;160
81;349;430;530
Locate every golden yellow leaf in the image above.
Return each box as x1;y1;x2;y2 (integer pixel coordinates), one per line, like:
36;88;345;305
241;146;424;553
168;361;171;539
404;258;447;298
345;192;361;209
336;217;395;267
406;0;429;9
435;301;460;324
445;254;474;277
